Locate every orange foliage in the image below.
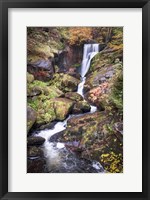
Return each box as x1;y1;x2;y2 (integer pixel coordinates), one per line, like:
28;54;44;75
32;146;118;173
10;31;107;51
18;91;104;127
68;27;93;45
89;82;109;102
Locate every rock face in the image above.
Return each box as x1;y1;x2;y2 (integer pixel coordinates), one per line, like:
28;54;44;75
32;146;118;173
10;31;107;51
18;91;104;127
56;46;83;70
27;106;37;133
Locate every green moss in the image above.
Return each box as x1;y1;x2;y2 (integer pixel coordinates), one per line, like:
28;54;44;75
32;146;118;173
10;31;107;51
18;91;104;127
53;98;73;120
27;72;34;83
28;98;41;111
49;73;80;92
36;100;56;125
100;151;123;173
110;69;123;113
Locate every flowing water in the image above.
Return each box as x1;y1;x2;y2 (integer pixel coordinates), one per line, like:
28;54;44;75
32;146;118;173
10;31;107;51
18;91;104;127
35;44;104;173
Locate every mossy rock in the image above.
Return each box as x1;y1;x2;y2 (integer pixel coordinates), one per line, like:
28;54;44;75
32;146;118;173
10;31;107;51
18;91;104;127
27;106;37;133
28;80;64;99
27;72;34;83
57;112;103;143
53;98;74;120
72;100;91;114
28;43;54;62
50;73;80;92
27;146;44;157
65;92;83;102
28;97;73;128
35;100;56;127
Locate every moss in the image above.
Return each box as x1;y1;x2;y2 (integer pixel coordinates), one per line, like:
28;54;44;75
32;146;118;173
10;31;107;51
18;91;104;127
28;79;64;101
27;121;33;132
49;73;80;92
53;98;73;120
100;151;123;173
72;63;81;68
36;100;56;125
110;69;123;112
27;72;34;83
28;98;40;111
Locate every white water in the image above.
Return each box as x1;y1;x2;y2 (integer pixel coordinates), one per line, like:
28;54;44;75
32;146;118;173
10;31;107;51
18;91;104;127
77;44;99;112
36;43;104;173
81;44;99;77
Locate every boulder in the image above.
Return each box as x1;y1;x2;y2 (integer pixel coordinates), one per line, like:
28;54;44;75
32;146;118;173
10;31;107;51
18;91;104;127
27;146;44;157
53;98;73;120
54;112;102;143
27;72;34;83
27;80;64;99
65;92;83;102
50;73;80;92
72;101;91;114
27;136;45;146
27;86;42;97
27;106;37;133
30;98;73;128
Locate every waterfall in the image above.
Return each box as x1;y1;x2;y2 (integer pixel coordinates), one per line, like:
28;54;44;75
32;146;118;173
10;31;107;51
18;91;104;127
81;44;99;78
77;44;99;113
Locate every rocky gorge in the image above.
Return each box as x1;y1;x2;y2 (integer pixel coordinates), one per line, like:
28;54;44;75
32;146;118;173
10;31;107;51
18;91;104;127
27;27;123;173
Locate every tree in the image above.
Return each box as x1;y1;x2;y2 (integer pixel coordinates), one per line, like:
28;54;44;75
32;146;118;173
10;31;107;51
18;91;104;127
68;27;93;45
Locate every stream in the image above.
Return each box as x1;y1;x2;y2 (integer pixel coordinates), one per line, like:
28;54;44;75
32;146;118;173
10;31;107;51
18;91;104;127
35;44;105;173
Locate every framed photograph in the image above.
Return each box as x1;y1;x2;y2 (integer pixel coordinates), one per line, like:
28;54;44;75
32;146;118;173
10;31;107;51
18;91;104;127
0;0;150;199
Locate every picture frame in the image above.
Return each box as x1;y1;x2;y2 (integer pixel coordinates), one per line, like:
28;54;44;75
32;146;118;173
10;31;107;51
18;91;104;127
0;0;150;199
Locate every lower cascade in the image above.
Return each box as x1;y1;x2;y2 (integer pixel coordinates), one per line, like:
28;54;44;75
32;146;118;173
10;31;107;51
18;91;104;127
34;44;104;173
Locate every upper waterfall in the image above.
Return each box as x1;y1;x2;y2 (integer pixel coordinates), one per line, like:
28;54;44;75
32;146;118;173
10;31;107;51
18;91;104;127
80;44;99;77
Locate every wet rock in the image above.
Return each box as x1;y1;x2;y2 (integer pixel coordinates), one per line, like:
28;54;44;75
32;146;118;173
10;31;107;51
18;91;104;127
27;146;44;157
55;112;103;143
49;130;64;142
72;101;91;114
38;121;57;131
27;106;37;133
27;158;46;173
27;136;45;146
68;112;102;126
65;92;83;102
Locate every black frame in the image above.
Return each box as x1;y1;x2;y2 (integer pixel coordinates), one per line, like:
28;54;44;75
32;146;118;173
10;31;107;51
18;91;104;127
0;0;149;199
